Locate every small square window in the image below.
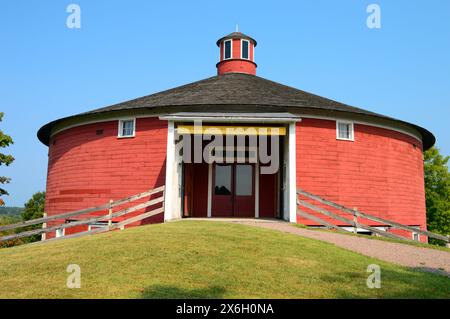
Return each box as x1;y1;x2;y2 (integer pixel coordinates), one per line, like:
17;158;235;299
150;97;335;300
336;121;354;141
118;119;135;138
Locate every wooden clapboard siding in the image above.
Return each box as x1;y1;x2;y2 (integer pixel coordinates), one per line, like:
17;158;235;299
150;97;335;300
296;118;427;242
45;117;167;238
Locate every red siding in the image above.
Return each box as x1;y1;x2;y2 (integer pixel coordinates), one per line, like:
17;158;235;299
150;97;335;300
232;39;241;59
217;60;256;75
296;118;427;241
45;117;167;237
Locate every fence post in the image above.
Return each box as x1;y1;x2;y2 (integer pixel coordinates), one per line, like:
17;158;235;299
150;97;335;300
353;207;358;234
108;199;113;230
41;213;47;241
446;235;450;248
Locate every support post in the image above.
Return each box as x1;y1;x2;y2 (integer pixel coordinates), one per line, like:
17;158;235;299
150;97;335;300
164;121;175;221
288;122;297;223
108;199;113;229
41;213;47;241
353;207;358;234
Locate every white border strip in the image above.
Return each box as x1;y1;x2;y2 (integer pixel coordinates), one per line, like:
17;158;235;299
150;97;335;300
301;114;422;144
49;113;423;146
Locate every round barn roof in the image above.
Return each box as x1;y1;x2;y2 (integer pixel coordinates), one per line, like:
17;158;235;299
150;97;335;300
37;72;435;149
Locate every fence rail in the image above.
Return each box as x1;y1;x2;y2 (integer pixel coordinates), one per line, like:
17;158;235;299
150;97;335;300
0;186;165;243
297;188;450;244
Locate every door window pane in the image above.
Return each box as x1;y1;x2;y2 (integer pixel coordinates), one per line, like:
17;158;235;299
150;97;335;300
215;165;232;195
236;165;252;196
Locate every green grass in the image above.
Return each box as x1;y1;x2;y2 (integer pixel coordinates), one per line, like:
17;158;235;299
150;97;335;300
0;221;449;299
294;224;450;252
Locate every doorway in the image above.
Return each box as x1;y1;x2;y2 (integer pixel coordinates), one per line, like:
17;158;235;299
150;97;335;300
211;163;255;217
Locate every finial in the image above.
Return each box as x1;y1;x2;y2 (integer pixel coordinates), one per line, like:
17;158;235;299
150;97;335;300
236;24;239;32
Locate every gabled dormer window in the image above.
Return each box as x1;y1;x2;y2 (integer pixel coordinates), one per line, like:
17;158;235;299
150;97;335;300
241;39;249;60
118;118;136;138
224;39;232;60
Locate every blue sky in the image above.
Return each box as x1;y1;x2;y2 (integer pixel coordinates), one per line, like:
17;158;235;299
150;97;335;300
0;0;449;207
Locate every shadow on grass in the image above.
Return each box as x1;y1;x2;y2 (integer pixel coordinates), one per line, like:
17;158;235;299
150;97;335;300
319;268;450;299
141;285;226;299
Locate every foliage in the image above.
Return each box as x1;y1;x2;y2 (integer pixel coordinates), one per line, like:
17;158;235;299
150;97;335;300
21;192;45;221
0;112;14;206
0;192;45;247
20;192;46;243
424;146;450;245
0;215;25;248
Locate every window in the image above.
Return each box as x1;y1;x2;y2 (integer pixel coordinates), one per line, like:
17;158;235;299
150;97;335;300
336;121;354;141
235;165;252;196
214;165;232;195
55;228;64;238
241;40;249;59
118;119;135;138
224;39;232;60
88;222;109;231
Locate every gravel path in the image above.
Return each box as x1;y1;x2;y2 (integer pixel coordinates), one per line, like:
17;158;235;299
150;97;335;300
232;220;450;277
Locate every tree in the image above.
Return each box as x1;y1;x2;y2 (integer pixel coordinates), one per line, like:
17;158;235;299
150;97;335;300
424;146;450;245
22;192;45;221
21;192;46;243
0;112;14;206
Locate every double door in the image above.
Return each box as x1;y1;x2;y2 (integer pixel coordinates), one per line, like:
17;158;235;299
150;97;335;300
212;163;255;217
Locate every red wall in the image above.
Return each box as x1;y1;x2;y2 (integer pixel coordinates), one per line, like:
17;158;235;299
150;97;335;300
296;118;427;241
217;60;256;75
45;117;167;237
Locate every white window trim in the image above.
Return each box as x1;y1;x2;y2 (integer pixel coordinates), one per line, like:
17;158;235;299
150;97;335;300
241;39;250;60
223;39;233;60
118;118;136;138
336;121;354;141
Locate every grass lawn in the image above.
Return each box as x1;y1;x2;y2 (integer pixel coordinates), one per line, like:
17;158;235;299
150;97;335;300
0;221;449;299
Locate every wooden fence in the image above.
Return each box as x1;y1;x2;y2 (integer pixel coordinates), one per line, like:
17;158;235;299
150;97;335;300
297;188;450;244
0;185;165;244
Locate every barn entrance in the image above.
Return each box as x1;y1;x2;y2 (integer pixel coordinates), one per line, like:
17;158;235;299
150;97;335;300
161;115;300;223
179;124;284;219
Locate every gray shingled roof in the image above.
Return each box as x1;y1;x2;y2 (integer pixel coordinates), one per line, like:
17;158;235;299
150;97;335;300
37;73;435;149
216;32;257;46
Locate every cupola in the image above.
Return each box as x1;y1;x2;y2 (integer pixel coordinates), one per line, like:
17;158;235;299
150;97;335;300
216;31;257;75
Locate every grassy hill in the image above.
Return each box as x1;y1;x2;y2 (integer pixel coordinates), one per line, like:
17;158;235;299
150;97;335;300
0;221;449;299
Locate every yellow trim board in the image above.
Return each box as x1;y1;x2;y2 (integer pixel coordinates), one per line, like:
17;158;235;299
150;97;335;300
176;125;286;136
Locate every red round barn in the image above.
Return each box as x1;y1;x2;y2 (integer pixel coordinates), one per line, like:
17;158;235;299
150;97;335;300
38;32;435;242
